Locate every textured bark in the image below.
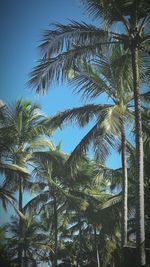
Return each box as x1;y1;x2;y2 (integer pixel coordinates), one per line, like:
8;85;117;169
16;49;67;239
18;177;23;267
131;45;146;266
53;194;58;267
121;127;128;248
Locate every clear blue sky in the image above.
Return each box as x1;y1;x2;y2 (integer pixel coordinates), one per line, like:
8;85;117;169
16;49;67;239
0;0;123;231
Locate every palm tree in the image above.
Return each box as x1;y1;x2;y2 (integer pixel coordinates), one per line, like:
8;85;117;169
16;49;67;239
30;145;69;267
0;98;49;266
28;2;150;264
61;159;122;267
44;44;148;252
5;214;50;267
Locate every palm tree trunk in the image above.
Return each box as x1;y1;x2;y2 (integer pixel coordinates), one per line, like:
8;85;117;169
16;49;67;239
18;177;23;267
53;193;58;267
24;249;28;267
121;126;128;248
131;44;146;266
78;214;83;267
93;224;100;267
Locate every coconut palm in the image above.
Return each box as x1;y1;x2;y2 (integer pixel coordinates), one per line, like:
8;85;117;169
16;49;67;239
29;145;69;267
5;214;50;267
28;2;150;263
0;98;50;266
61;159;122;267
43;44;138;251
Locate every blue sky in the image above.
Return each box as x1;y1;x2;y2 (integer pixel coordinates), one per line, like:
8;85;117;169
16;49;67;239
0;0;123;230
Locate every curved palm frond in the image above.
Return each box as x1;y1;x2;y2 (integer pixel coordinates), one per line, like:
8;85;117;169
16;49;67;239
23;191;50;214
28;43;107;94
66;120;115;168
39;21;109;56
45;104;123;167
66;44;134;107
46;103;112;130
99;194;122;210
0;163;29;175
28;22;114;93
68;58;114;101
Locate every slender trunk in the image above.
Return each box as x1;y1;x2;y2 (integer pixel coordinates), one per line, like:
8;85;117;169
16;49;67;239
97;249;100;267
131;44;145;266
53;193;58;267
18;177;23;267
93;225;100;267
93;224;97;253
78;215;83;267
121;126;128;248
24;249;28;267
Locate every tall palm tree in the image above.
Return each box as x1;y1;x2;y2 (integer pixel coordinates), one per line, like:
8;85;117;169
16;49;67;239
28;2;150;264
30;146;69;267
44;44;148;251
0;98;49;266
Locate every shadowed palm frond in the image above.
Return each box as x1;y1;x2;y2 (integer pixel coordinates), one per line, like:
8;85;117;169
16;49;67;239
23;191;50;213
28;43;109;94
0;185;15;211
66;120;116;168
45;104;122;168
32;150;68;169
28;22;117;93
0;185;26;220
81;0;150;27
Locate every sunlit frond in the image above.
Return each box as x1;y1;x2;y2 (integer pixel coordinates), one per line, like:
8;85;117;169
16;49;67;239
0;163;29;175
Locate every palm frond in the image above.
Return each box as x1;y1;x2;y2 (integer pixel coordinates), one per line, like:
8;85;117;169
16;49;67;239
27;138;55;151
23;191;50;213
99;194;122;210
28;22;112;93
46;104;112;130
0;185;15;211
39;21;109;56
28;43;108;94
81;0;150;26
66;120;116;168
68;59;113;101
0;163;29;175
